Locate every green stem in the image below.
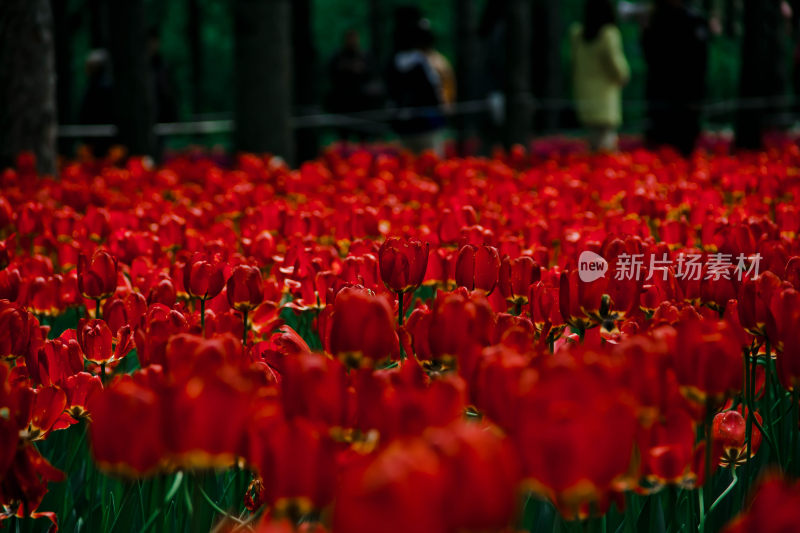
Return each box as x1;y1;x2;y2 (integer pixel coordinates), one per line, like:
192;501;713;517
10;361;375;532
95;298;102;319
699;468;738;532
792;386;799;476
241;309;248;347
200;299;206;335
701;401;713;531
697;487;705;533
743;347;756;503
764;341;772;436
197;483;246;526
752;412;782;466
398;291;404;326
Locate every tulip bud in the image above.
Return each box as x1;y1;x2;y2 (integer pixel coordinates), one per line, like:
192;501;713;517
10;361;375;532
378;237;429;294
498;255;540;306
77;319;113;364
227;265;265;312
712;409;761;468
454;244;501;294
183;253;225;301
329;288;398;368
78;250;118;301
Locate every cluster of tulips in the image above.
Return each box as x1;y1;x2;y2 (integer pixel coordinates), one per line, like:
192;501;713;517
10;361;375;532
3;141;800;532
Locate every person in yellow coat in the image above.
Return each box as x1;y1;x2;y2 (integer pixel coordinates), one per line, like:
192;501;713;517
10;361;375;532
571;0;630;151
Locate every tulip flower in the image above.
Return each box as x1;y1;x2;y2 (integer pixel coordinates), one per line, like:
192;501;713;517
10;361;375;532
77;319;133;378
328;287;398;368
498;255;540;312
378;237;429;325
712;409;762;468
226;264;264;345
183;253;226;333
671;319;744;408
454;244;501;294
721;475;800;533
0;301;42;361
78;250;118;317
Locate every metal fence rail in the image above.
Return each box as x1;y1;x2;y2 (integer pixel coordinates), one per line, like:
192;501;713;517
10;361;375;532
57;95;797;138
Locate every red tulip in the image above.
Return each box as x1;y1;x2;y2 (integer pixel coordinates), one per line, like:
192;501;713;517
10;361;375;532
498;255;540;307
454;244;501;294
712;409;762;468
226;264;264;312
772;288;800;388
0;302;42;361
78;250;118;301
78;319;112;364
0;267;21;302
378;237;429;294
328;287;398;368
183;253;225;301
671;319;744;407
248;417;337;518
77;318;132;365
62;372;103;420
721;475;800;533
737;271;783;339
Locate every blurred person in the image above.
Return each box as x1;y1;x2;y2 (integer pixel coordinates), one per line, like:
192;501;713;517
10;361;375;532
642;0;709;156
326;28;383;141
79;49;115;158
386;12;446;155
418;21;457;109
570;0;630;151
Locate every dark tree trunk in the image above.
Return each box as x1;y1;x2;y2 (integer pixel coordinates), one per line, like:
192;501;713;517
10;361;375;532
531;0;561;132
455;0;479;154
188;0;203;114
234;0;294;163
108;0;155;156
52;0;73;156
0;0;57;174
505;0;532;147
293;0;318;163
370;0;384;65
88;0;109;48
735;0;786;149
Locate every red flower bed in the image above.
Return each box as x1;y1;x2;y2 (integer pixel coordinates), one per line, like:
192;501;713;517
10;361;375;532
2;142;800;532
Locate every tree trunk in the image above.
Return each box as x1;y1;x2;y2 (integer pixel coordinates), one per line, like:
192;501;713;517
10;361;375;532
293;0;318;163
88;0;109;48
234;0;294;163
370;0;384;65
531;0;561;132
108;0;155;156
505;0;532;147
0;0;57;175
455;0;479;154
735;0;786;149
52;0;73;156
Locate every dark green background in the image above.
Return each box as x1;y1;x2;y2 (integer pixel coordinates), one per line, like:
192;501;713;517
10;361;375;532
58;0;792;150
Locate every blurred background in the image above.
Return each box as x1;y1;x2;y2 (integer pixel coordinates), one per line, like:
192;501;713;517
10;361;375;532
1;0;798;173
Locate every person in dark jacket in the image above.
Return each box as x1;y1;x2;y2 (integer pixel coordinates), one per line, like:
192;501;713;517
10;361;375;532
386;11;446;154
327;29;383;141
642;0;709;156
